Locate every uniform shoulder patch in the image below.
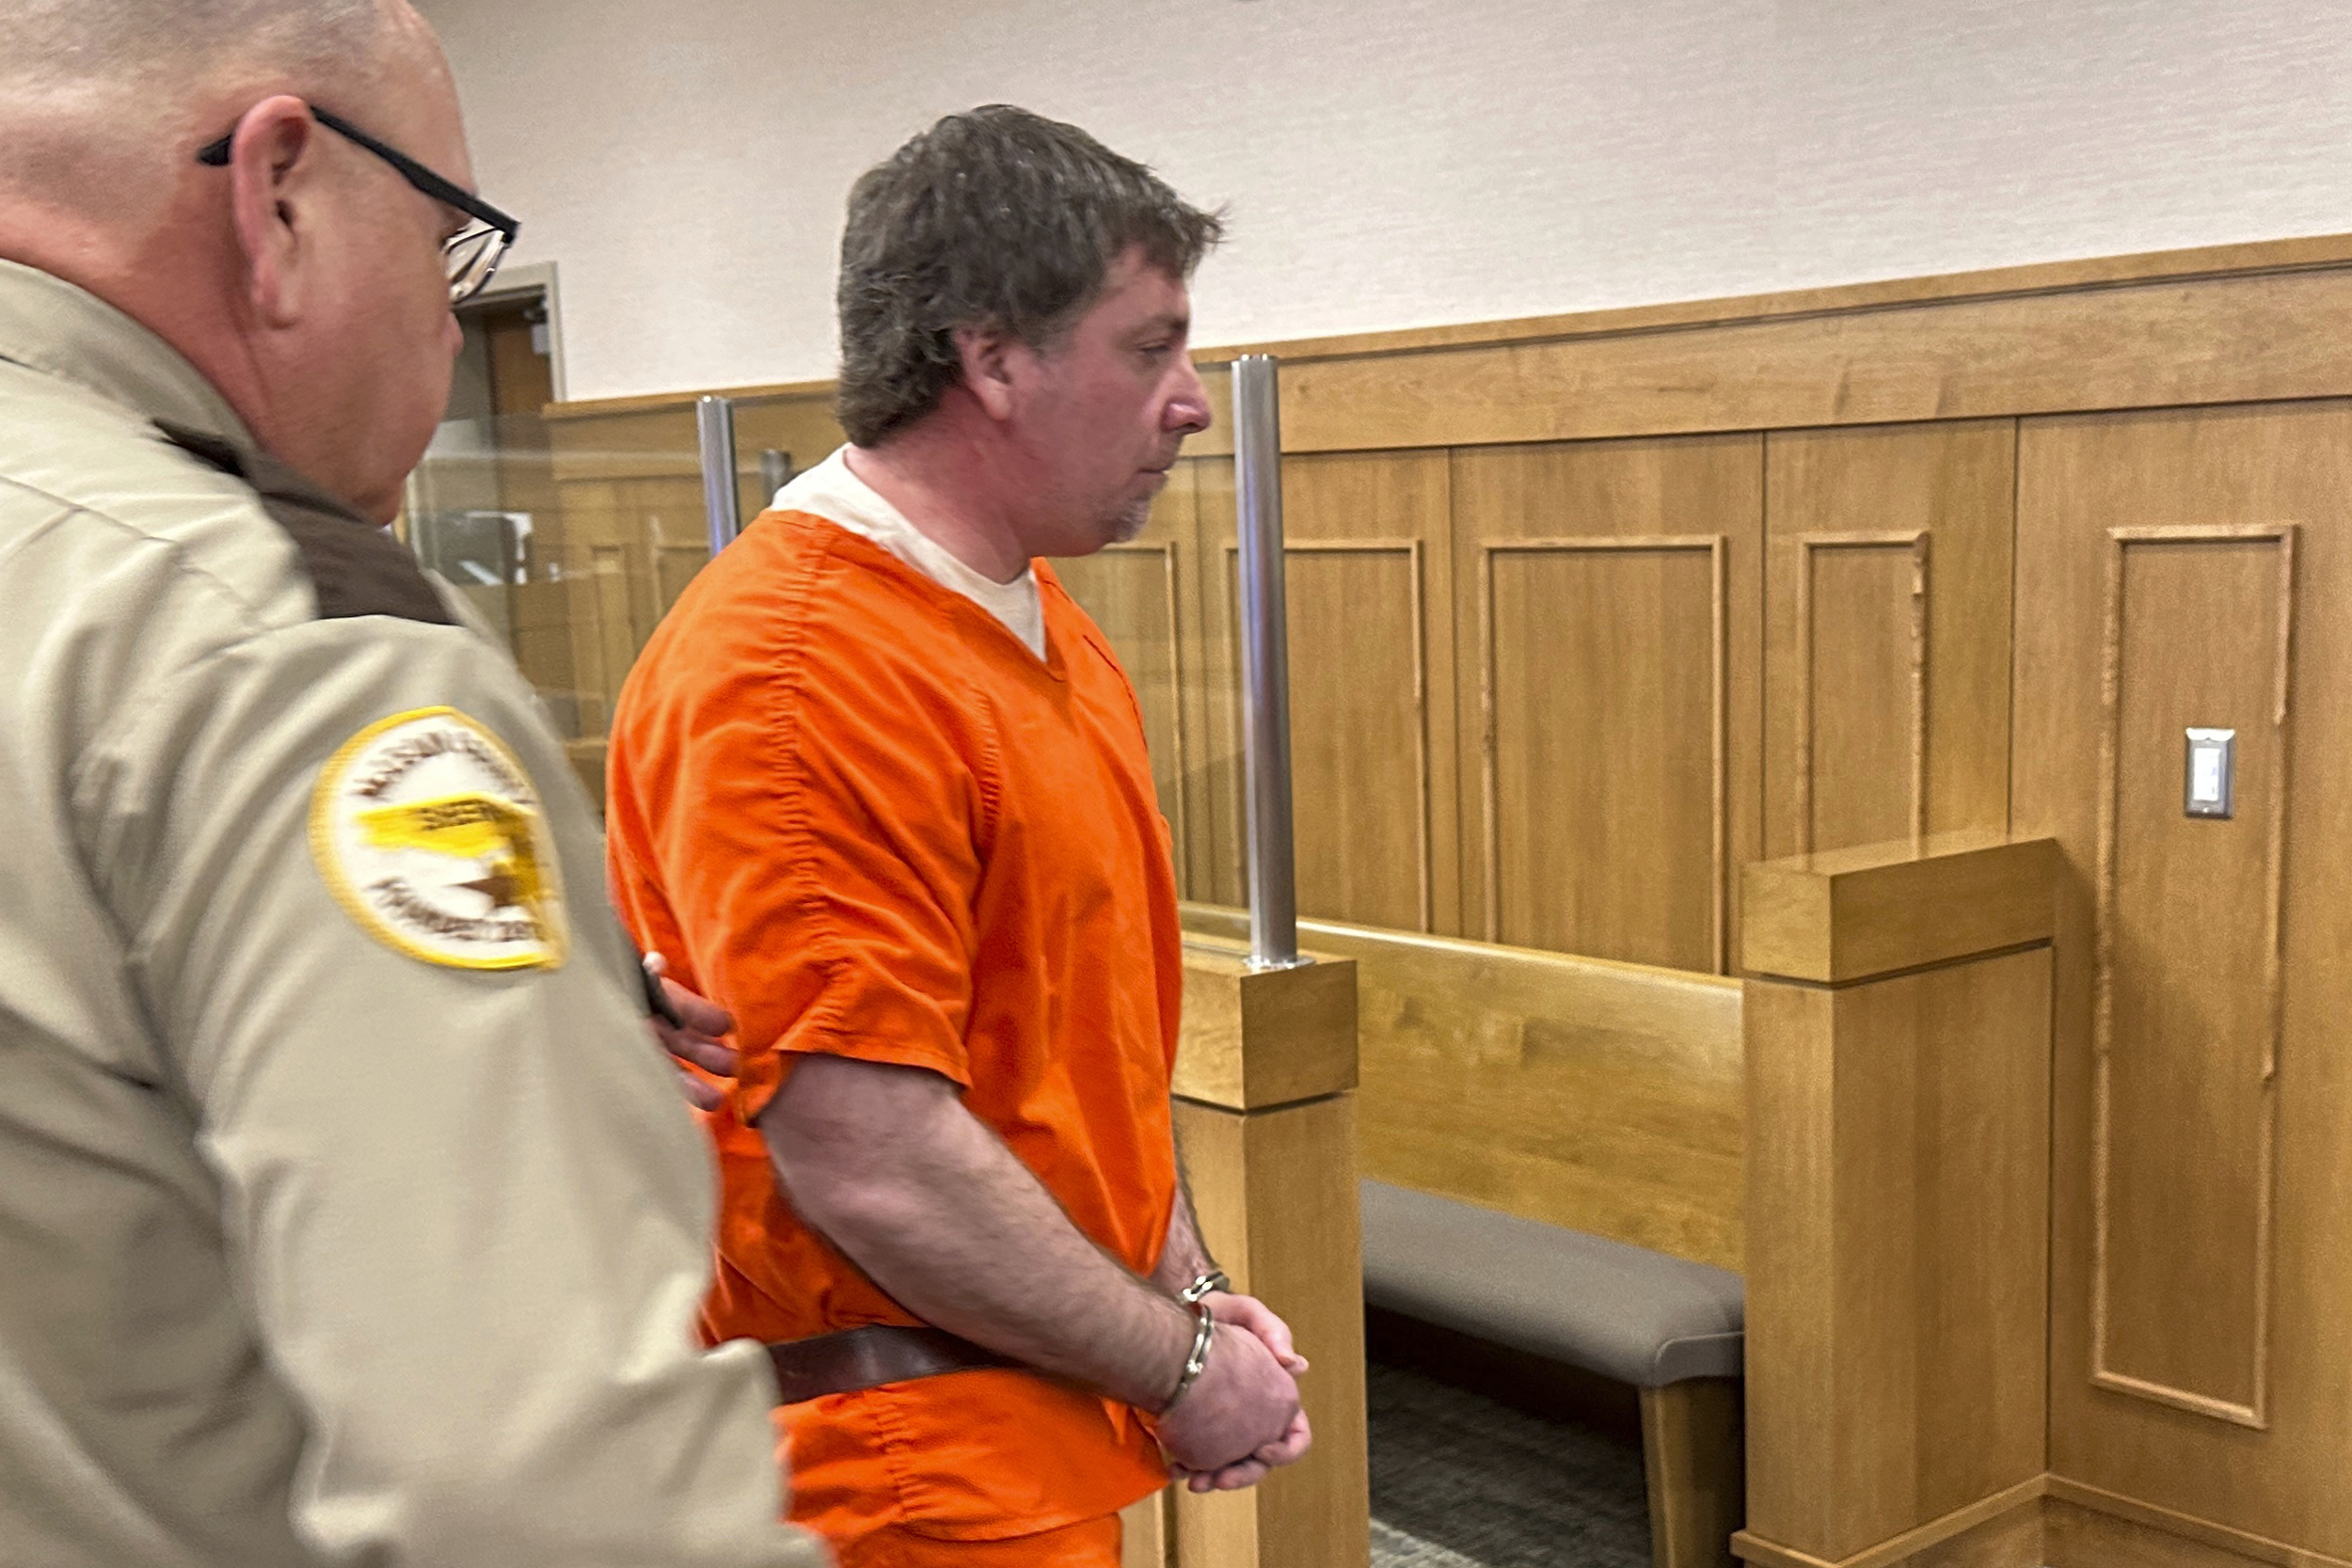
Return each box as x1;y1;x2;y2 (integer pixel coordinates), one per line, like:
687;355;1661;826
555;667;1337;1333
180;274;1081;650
310;707;568;970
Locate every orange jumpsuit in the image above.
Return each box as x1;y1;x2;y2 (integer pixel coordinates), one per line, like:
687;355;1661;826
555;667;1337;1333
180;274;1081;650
606;511;1183;1565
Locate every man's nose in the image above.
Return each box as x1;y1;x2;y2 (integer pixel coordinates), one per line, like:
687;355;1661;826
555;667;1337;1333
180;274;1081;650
442;309;464;359
1165;359;1212;436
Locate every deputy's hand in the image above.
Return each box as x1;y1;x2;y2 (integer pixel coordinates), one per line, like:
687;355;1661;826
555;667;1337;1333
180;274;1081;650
644;954;738;1112
1153;1322;1301;1480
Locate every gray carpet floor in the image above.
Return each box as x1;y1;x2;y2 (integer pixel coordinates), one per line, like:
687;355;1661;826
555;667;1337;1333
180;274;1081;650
1366;1361;1651;1568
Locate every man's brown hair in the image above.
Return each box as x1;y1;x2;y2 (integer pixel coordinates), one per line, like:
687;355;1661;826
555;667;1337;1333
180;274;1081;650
834;104;1223;447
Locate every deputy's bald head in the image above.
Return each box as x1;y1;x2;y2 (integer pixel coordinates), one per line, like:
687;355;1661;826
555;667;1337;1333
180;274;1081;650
0;0;443;214
0;0;477;525
4;0;386;74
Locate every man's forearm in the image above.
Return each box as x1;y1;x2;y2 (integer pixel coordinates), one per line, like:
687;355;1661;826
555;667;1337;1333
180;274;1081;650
760;1057;1194;1411
1152;1163;1216;1294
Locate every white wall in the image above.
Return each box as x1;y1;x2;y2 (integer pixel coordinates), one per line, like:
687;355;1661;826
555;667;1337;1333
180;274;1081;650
417;0;2352;404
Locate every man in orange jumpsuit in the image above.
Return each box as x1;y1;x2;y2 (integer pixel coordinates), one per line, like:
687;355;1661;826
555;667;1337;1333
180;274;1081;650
605;106;1314;1565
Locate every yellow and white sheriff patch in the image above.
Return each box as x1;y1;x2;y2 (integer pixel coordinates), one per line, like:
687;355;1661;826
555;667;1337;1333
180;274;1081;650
310;707;567;970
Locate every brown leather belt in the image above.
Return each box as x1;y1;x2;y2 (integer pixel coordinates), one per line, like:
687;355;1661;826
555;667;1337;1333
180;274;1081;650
765;1325;1014;1405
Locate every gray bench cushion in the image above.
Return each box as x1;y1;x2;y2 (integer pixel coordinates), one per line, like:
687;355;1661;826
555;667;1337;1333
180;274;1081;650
1359;1180;1743;1388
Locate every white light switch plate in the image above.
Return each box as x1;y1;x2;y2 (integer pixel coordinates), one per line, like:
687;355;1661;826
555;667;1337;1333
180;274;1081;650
2185;728;2235;819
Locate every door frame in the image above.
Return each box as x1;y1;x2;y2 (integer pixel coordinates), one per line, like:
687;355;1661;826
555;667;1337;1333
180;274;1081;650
462;259;565;404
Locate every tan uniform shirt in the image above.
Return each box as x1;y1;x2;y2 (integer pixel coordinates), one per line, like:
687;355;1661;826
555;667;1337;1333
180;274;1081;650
0;259;824;1568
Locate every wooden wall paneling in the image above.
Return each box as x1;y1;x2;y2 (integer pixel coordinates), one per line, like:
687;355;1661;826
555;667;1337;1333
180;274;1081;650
538;410;713;802
488;407;575;729
1734;1487;2050;1568
1181;359;1234;460
546;479;620;735
2092;524;2295;1427
507;577;580;730
1263;452;1455;933
726;392;847;525
1188;453;1246;905
1188;451;1255;914
547;406;703;483
1198;235;2352;368
1481;529;1727;963
1797;529;1929;851
476;314;572;709
1282;531;1435;931
1894;1493;2049;1568
602;473;707;648
1184;365;1240;898
1764;422;2016;860
2014;403;2352;1558
2045;1484;2352;1568
731;393;848;499
1243;268;2352;455
1451;436;1763;974
1733;1487;2352;1568
502;449;576;717
1192;450;1457;932
1049;464;1202;896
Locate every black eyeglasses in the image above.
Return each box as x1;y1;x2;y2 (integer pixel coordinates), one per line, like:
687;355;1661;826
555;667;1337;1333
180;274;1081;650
197;105;520;306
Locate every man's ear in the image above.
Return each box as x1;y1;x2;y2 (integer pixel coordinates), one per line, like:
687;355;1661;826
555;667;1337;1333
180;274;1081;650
226;96;324;331
952;323;1022;423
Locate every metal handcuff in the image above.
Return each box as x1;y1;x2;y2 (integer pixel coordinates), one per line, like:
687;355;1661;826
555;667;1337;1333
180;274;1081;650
1162;1269;1232;1412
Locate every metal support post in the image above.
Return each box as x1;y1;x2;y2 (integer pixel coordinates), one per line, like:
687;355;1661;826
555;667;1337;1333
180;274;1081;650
697;394;741;555
1232;355;1307;971
757;448;797;504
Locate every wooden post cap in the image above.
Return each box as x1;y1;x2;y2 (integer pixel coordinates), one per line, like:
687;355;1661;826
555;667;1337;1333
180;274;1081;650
1740;833;2060;985
1174;942;1359;1112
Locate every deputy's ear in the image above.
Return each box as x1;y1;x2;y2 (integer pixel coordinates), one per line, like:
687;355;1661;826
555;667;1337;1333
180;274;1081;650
225;96;325;331
952;324;1020;423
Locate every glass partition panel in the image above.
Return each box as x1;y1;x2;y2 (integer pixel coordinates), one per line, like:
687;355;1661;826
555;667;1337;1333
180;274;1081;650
403;409;730;804
408;392;1232;862
1049;366;1242;910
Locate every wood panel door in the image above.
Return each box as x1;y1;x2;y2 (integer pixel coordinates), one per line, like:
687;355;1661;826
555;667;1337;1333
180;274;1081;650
1188;451;1460;934
1763;421;2015;859
1451;436;1763;974
2014;402;2352;1555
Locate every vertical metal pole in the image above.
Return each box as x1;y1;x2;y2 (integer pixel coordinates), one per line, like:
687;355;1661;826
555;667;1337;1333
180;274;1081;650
758;448;796;505
697;395;741;555
1233;355;1306;970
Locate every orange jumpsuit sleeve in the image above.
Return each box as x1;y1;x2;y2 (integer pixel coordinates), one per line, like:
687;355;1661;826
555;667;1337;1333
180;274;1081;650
638;601;993;1121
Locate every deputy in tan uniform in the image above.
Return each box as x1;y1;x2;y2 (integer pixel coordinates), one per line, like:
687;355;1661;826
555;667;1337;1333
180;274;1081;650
0;3;823;1564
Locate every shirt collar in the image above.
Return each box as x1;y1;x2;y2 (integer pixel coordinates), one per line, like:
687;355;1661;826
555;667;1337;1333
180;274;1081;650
0;257;255;448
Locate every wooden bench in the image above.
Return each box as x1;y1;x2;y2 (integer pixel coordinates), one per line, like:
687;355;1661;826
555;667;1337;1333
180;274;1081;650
1184;907;1745;1568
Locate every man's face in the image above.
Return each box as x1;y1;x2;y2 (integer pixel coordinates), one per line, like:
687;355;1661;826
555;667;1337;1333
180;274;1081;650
1007;246;1212;558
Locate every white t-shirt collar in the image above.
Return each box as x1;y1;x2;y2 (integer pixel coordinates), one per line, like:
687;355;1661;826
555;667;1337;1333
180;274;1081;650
771;446;1045;658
